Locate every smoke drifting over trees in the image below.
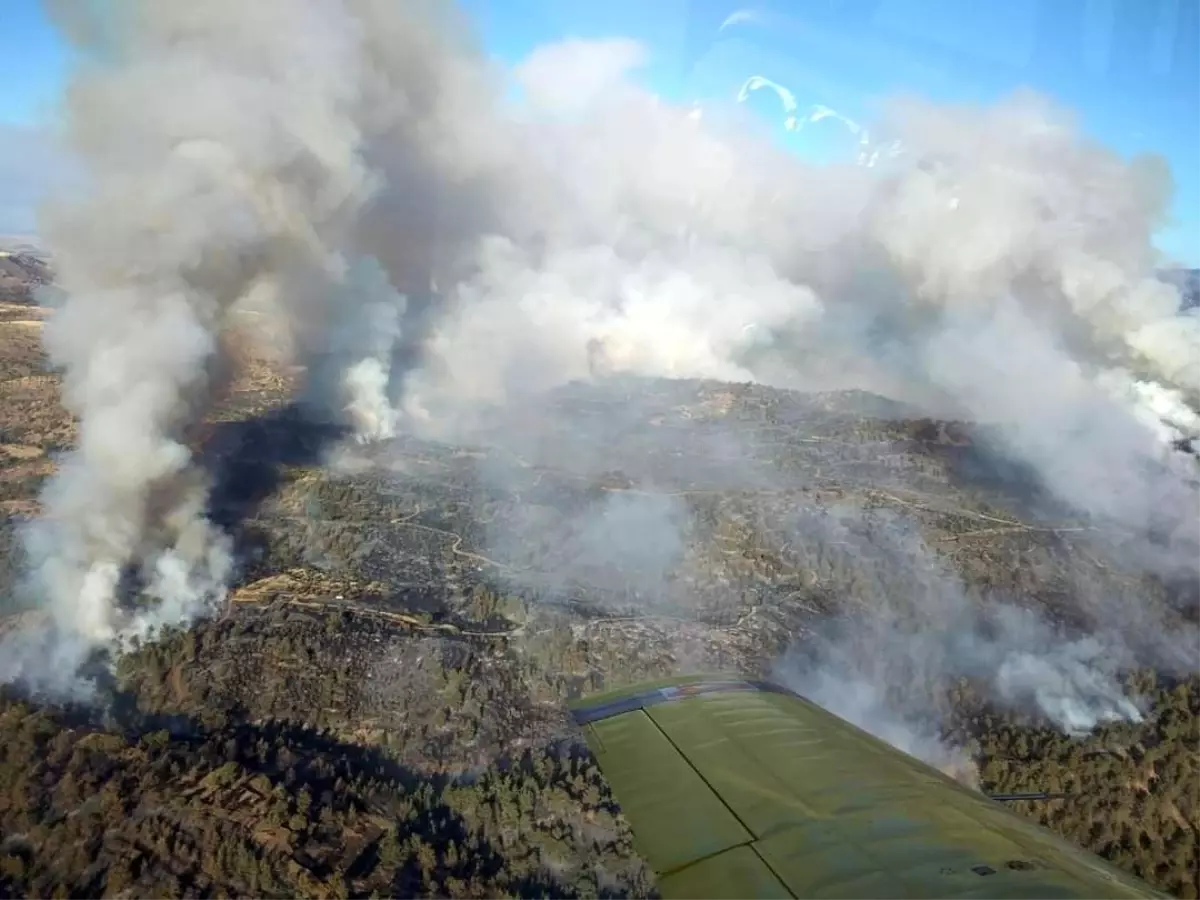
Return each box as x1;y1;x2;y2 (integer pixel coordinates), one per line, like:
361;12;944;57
6;0;1198;771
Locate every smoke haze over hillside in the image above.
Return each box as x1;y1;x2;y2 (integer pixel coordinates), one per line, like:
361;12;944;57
4;0;1197;767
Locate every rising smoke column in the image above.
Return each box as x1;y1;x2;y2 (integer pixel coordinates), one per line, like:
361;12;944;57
21;0;384;662
15;0;514;680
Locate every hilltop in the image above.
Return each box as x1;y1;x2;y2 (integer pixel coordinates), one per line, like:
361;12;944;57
0;248;51;306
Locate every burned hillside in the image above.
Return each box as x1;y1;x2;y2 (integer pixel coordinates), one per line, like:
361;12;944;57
0;281;1196;894
0;249;50;307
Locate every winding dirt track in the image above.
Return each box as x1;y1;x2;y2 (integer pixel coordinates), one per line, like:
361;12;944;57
229;590;526;638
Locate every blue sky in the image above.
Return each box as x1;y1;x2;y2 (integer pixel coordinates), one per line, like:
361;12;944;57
0;0;68;124
3;0;1197;264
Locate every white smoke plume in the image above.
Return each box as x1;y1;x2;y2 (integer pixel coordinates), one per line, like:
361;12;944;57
6;0;1196;753
771;507;1151;783
15;0;395;673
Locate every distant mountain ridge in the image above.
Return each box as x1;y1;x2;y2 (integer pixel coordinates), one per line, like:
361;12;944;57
0;249;52;305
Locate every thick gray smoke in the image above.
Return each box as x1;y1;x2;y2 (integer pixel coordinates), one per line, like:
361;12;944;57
9;0;1198;761
489;491;691;603
770;507;1147;783
14;0;470;668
